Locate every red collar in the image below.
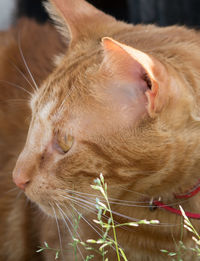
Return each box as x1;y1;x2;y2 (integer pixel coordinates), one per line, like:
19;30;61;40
151;179;200;219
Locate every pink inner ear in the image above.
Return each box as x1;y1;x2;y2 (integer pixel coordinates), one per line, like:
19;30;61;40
102;37;167;117
100;43;151;125
102;38;150;110
101;77;149;128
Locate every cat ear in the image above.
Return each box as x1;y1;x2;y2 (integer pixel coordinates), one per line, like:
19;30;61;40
102;37;170;117
46;0;115;43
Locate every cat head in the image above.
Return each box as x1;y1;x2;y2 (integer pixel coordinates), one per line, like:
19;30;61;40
13;0;200;216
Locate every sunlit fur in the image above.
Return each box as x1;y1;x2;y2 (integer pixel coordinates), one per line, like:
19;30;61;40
1;0;200;260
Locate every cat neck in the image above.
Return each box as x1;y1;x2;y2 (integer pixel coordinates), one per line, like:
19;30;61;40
151;178;200;219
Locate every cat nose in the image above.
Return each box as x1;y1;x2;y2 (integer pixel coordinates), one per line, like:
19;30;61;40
13;171;30;191
14;178;30;190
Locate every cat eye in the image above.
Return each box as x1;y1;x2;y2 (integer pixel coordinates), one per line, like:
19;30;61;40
57;133;74;154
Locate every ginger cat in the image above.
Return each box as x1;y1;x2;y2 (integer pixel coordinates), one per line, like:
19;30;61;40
1;0;200;260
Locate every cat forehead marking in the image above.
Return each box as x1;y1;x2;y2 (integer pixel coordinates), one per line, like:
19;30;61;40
39;101;55;121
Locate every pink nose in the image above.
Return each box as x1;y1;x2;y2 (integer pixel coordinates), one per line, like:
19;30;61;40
13;173;30;191
14;178;30;190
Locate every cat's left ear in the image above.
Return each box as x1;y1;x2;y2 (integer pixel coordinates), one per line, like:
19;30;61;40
46;0;115;44
102;37;172;117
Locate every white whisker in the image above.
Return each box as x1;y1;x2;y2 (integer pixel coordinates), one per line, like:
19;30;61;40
62;187;192;209
51;204;64;261
62;194;97;215
118;185;150;197
5;187;19;194
10;61;36;93
18;33;39;91
60;194;129;232
62;193;148;215
61;193;179;227
62;188;149;205
55;203;84;261
60;194;96;210
1;98;27;103
0;80;32;96
69;203;122;252
16;190;23;200
70;203;102;237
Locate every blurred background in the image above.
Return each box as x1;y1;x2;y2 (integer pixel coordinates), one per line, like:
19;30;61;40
1;0;200;30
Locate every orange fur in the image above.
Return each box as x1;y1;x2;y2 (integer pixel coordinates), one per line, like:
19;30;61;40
2;0;200;260
0;18;65;260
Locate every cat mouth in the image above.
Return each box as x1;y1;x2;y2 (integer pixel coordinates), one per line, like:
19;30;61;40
26;195;64;218
41;194;97;219
25;187;96;218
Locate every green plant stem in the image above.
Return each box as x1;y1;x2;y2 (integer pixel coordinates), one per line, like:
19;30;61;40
105;193;121;261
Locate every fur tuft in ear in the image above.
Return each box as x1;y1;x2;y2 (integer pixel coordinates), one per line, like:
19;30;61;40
102;37;170;117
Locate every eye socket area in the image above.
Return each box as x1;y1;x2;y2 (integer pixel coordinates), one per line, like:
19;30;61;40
54;132;74;154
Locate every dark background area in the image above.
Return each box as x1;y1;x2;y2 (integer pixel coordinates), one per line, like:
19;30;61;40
17;0;200;28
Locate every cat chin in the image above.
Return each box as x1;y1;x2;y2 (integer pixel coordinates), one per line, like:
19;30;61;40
38;204;55;217
35;202;64;219
23;191;56;217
